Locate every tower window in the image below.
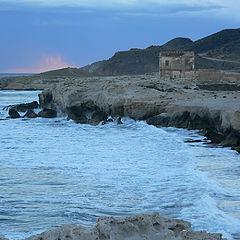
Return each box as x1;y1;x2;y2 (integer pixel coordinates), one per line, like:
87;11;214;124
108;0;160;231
165;60;169;67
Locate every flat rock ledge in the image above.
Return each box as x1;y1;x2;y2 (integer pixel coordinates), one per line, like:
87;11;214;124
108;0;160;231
2;213;226;240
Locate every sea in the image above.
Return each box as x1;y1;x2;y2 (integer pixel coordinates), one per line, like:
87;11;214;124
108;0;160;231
0;73;34;78
0;90;240;240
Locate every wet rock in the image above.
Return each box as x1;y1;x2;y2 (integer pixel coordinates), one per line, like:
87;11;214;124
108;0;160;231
88;110;107;126
23;110;38;118
205;128;225;144
14;101;39;112
184;139;203;143
146;112;170;127
171;111;191;128
67;101;107;125
8;109;21;118
231;146;240;153
38;89;53;109
4;101;39;112
117;117;123;124
38;108;57;118
220;131;240;147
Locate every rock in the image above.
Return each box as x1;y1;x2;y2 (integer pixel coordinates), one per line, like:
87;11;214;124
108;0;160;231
25;213;226;240
8;109;21;118
170;111;191;128
184;139;203;143
0;237;9;240
220;131;240;147
38;89;53;109
146;113;171;126
4;101;39;112
205;128;225;144
117;117;123;124
67;101;107;125
232;146;240;153
13;101;39;112
38;108;57;118
88;110;107;126
23;110;38;118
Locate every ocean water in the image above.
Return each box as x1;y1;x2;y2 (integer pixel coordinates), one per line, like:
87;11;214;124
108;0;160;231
0;73;34;78
0;90;240;240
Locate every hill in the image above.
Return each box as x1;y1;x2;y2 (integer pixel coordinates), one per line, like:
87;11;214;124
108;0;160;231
81;28;240;75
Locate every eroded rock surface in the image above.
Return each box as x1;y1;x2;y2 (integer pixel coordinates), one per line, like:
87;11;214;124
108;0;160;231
24;213;226;240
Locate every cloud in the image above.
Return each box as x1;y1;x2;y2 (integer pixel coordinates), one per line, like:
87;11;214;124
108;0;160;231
5;55;70;73
0;0;224;9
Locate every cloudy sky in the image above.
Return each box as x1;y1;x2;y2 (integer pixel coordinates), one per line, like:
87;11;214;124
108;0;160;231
0;0;239;73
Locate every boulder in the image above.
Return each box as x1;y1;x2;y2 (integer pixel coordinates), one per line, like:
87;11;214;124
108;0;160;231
8;109;21;118
13;101;39;112
4;101;39;112
38;108;57;118
23;110;38;118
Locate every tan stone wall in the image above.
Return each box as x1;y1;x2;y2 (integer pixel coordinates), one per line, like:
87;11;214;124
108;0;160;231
196;69;222;82
159;51;195;79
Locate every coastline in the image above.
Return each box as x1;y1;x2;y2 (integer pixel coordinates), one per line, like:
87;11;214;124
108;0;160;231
35;72;240;153
1;71;240;151
1;72;240;239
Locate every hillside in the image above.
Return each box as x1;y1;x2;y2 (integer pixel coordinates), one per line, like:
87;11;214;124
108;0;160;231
81;28;240;75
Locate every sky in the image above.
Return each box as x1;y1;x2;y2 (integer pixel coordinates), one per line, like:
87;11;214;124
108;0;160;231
0;0;239;73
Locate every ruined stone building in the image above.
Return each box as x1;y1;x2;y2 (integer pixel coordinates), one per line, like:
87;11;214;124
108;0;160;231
159;51;195;79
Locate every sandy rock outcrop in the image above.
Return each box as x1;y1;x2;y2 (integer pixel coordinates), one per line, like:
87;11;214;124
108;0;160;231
25;213;225;240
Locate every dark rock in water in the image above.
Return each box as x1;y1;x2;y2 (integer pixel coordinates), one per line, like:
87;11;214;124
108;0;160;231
171;111;191;128
89;111;107;126
231;146;240;153
220;131;240;147
23;110;38;118
67;101;107;125
184;139;203;143
8;109;21;118
205;128;225;144
5;101;39;112
38;108;57;118
101;118;114;125
117;117;123;125
146;113;170;126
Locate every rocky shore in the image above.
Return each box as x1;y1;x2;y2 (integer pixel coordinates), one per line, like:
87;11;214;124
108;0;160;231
36;72;240;152
0;213;226;240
